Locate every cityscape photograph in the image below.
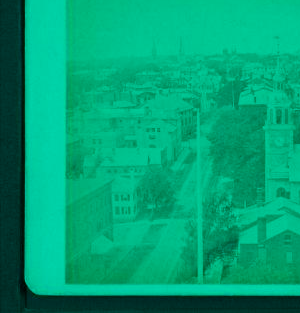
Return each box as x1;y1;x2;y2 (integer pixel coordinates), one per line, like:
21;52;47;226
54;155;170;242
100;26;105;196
65;0;300;285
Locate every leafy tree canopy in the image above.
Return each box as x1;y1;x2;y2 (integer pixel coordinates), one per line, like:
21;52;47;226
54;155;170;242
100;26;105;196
207;108;265;206
137;167;175;211
222;261;300;284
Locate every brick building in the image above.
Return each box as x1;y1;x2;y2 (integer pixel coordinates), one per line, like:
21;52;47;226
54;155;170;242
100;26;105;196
66;178;113;282
239;212;300;267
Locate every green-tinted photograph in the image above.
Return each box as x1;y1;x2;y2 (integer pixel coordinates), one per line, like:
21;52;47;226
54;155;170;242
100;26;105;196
65;0;300;286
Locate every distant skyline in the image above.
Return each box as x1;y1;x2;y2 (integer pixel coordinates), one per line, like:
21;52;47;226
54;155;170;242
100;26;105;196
67;0;300;61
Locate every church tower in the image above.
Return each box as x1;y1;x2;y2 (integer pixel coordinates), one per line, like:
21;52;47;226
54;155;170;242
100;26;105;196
263;36;296;201
272;36;286;92
263;94;295;201
179;36;184;57
152;39;157;60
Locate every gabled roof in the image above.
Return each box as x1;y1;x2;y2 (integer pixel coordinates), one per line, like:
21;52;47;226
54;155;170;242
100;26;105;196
267;214;300;238
236;197;300;227
112;176;140;193
290;144;300;182
100;148;163;167
143;119;177;132
239;212;300;245
66;177;113;206
238;87;273;106
143;94;194;112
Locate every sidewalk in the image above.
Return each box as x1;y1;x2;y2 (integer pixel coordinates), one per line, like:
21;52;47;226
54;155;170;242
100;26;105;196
171;147;191;171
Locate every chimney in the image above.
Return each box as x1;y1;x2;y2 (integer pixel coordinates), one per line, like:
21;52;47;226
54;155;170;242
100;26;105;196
257;217;267;243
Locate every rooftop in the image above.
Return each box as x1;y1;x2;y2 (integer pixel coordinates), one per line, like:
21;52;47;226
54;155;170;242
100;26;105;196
112;175;140;193
66;177;113;206
101;148;164;167
240;212;300;244
290;144;300;182
143;94;194;113
236;197;300;227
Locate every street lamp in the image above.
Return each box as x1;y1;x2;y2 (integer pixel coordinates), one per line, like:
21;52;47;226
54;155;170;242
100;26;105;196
196;108;203;283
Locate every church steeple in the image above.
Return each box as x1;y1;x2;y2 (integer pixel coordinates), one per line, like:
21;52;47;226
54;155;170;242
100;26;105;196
179;36;184;57
273;36;285;92
263;89;295;202
152;38;157;60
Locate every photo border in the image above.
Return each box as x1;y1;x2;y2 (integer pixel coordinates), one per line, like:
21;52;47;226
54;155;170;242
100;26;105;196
22;0;300;304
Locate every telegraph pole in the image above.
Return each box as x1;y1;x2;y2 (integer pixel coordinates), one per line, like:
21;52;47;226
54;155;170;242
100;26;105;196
197;108;203;283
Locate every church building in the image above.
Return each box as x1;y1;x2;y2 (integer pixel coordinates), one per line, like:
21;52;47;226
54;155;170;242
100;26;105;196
263;62;300;204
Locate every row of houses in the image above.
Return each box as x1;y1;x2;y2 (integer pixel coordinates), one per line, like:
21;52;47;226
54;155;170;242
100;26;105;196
67;93;197;224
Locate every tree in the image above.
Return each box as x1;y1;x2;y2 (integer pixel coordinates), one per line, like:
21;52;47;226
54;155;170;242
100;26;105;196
208;108;265;206
180;193;238;282
137;167;175;214
222;261;300;284
214;77;247;108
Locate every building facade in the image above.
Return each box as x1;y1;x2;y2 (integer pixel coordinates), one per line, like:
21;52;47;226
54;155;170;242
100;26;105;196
66;178;113;281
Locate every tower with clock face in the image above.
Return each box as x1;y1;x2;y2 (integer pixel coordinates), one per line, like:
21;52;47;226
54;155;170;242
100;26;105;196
263;94;295;202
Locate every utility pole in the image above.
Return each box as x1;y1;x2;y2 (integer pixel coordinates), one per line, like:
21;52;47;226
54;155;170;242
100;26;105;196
196;108;203;283
232;79;235;109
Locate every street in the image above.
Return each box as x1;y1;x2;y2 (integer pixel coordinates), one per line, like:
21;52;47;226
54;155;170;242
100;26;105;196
84;115;217;284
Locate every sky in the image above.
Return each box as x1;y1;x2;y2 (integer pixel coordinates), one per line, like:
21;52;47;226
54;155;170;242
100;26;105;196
67;0;300;61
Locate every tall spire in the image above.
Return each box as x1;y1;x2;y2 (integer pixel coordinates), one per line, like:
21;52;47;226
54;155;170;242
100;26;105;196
152;38;157;60
273;36;285;91
179;36;184;57
275;35;280;73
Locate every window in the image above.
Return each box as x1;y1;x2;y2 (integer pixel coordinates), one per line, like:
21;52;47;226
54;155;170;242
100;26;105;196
277;187;287;198
128;206;131;214
284;234;292;245
276;109;282;124
286;252;293;264
285;109;289;124
149;134;156;140
157;128;161;132
114;194;119;201
121;207;124;214
128;194;130;201
115;206;120;215
270;109;274;124
152;128;155;132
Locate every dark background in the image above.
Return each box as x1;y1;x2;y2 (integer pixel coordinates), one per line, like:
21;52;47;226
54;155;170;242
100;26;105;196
1;0;300;312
